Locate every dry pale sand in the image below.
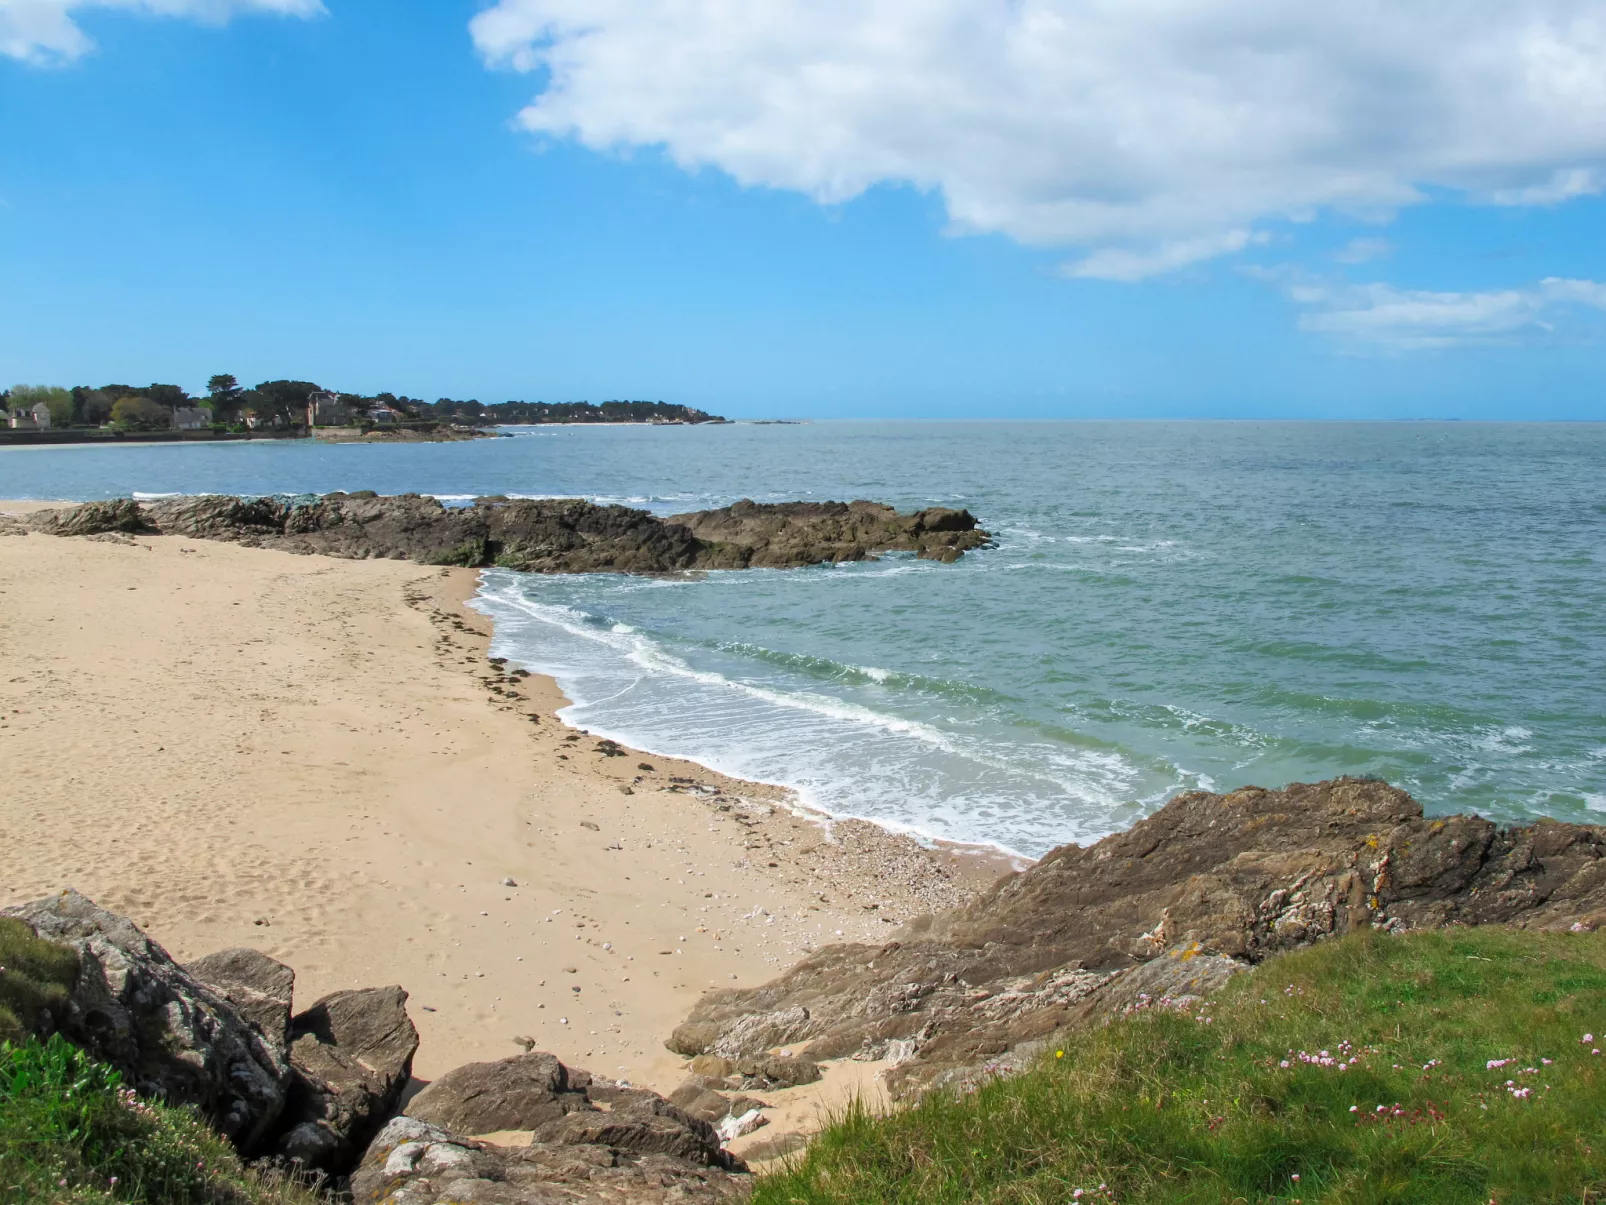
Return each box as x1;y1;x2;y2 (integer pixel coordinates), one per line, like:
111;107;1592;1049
0;504;1013;1143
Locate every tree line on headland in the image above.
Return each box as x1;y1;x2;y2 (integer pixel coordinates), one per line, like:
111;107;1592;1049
3;375;724;433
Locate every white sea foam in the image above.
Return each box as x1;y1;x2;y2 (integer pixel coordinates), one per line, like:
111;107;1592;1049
469;571;1175;856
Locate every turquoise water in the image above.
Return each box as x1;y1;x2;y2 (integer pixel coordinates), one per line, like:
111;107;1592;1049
4;422;1602;856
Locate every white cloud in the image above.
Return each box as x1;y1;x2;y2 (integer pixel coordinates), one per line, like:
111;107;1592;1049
1334;237;1392;265
1065;230;1266;283
1490;167;1604;206
1283;275;1606;349
0;0;322;64
471;0;1606;279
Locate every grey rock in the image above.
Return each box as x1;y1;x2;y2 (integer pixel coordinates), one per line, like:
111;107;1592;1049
736;1054;819;1087
404;1052;732;1169
530;1091;728;1166
184;947;295;1055
351;1115;751;1204
406;1051;591;1134
274;985;420;1174
0;890;288;1151
669;1080;736;1124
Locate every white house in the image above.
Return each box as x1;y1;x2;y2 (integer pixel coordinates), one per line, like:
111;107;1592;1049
171;407;211;431
7;403;52;430
368;406;400;425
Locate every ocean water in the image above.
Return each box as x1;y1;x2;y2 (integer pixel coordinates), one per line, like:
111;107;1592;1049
5;421;1602;857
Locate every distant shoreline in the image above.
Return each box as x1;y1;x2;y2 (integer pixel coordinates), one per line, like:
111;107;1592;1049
0;418;745;448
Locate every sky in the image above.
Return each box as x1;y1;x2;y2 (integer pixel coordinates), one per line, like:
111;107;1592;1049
2;0;1605;419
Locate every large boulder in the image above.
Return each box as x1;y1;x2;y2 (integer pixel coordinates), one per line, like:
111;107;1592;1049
669;778;1606;1098
184;947;295;1056
351;1116;750;1204
274;986;420;1174
405;1051;592;1134
0;890;288;1150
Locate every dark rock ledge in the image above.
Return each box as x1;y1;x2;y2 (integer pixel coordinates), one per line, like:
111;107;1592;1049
667;777;1606;1100
25;494;991;573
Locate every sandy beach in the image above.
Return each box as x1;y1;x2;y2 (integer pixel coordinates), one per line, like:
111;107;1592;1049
0;502;1010;1143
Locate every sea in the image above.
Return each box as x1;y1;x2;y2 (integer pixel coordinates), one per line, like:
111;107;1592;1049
4;421;1602;859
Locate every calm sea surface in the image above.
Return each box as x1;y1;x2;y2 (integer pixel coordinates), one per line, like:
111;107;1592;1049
5;422;1602;856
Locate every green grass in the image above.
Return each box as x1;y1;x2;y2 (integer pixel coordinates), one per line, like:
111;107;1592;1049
757;929;1606;1204
427;536;490;567
0;918;78;1044
0;1036;321;1205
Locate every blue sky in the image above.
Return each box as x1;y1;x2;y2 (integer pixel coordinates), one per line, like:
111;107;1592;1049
2;0;1605;419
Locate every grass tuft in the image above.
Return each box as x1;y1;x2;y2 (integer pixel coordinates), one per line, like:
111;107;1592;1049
0;919;78;1045
0;1036;321;1205
757;928;1606;1204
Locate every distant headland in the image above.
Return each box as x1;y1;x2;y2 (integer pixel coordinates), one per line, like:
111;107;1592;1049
1;376;726;445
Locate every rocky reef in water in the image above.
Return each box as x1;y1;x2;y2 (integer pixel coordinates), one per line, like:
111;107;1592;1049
667;777;1606;1100
23;494;990;572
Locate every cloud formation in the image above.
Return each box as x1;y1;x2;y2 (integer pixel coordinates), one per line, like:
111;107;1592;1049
471;0;1606;278
0;0;321;64
1274;275;1606;349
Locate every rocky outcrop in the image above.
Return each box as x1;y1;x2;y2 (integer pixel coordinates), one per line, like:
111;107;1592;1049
3;893;745;1196
275;986;420;1174
185;947;296;1056
351;1115;750;1204
669;778;1606;1098
1;890;289;1151
0;895;425;1170
27;498;152;537
668;499;988;565
403;1052;735;1168
26;493;990;573
352;1052;748;1203
181;945;421;1174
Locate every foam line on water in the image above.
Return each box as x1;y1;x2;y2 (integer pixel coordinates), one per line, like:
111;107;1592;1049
469;571;1185;857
